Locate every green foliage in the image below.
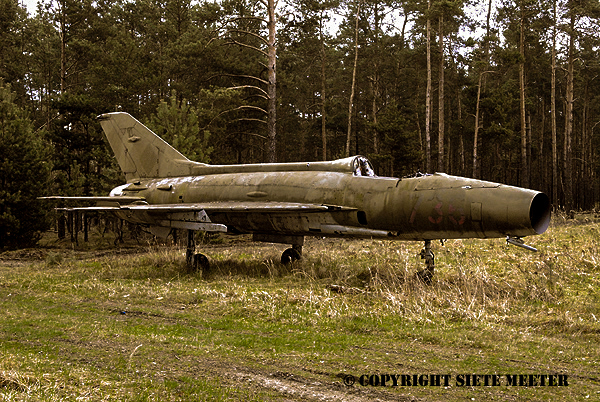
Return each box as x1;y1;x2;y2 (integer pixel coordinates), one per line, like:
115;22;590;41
196;87;250;163
376;102;423;176
2;0;600;208
146;90;213;163
48;92;121;196
0;0;28;87
0;82;52;248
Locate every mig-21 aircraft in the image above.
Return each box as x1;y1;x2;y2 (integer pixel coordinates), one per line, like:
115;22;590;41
42;112;551;280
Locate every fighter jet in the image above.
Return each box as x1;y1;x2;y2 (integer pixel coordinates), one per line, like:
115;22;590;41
42;112;551;279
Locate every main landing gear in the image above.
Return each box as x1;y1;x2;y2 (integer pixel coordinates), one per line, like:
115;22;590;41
281;244;303;264
185;231;305;272
252;234;304;265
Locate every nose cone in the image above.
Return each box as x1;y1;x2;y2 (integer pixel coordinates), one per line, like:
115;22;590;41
529;192;551;235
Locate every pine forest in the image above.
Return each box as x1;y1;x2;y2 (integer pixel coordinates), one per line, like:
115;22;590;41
1;0;600;247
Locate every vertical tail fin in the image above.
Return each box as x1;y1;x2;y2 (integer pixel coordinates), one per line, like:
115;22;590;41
98;112;205;180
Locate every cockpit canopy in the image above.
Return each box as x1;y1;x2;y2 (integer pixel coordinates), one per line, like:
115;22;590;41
352;156;376;177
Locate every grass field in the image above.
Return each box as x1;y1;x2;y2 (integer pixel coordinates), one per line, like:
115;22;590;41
0;216;599;401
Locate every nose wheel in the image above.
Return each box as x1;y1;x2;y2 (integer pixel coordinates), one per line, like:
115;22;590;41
416;240;435;284
186;230;210;273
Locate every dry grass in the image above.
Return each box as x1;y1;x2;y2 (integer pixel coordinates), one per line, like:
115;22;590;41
0;217;599;400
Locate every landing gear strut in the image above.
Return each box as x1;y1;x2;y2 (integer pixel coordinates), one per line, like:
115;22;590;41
416;239;435;284
186;230;210;273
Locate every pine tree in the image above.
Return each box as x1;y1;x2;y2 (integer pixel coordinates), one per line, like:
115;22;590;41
0;82;52;248
146;90;213;163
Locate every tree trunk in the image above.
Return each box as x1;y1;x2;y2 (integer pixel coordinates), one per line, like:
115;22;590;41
473;0;493;179
582;81;589;207
519;3;528;188
551;0;558;207
473;73;482;179
457;85;463;175
267;0;277;162
372;3;380;154
59;0;67;93
527;112;532;182
438;15;444;172
372;81;378;154
425;0;432;172
345;0;361;157
564;14;575;212
319;14;327;161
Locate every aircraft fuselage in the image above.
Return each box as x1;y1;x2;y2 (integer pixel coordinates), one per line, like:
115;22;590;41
110;170;550;241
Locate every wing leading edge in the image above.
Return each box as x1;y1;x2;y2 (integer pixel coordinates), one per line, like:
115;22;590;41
51;200;346;213
43;199;358;236
39;196;145;203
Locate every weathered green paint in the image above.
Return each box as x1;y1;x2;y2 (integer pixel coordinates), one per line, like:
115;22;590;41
108;171;546;241
93;113;550;244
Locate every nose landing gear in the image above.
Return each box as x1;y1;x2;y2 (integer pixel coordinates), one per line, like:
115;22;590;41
186;230;210;273
416;239;435;284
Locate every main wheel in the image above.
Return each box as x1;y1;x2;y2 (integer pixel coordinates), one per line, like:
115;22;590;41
281;248;301;264
193;253;210;272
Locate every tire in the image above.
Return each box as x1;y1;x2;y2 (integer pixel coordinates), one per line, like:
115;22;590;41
281;248;301;264
193;253;210;272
